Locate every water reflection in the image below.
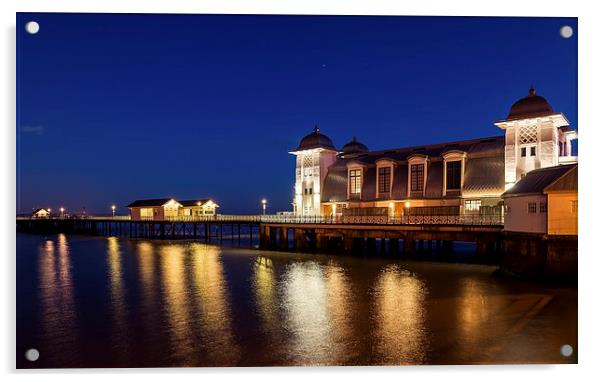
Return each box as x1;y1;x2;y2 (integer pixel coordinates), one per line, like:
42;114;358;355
37;234;79;364
372;265;428;364
159;243;196;364
106;236;129;357
189;243;240;365
281;261;355;365
458;278;490;346
253;256;279;333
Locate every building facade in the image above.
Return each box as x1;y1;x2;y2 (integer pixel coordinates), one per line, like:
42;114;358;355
291;87;577;218
127;198;219;221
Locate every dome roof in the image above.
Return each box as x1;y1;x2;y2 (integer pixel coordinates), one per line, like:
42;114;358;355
295;126;336;151
341;136;368;154
506;86;554;120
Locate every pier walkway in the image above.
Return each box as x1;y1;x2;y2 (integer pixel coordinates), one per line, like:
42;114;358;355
17;214;504;260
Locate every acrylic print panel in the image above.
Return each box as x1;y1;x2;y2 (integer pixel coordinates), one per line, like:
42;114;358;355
16;13;578;368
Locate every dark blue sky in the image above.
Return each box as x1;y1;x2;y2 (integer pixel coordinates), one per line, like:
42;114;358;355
16;13;577;215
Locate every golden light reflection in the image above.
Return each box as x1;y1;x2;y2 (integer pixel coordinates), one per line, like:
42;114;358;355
281;261;355;365
37;234;79;357
107;237;129;355
253;256;279;332
189;243;240;365
373;265;428;365
458;278;490;345
159;243;197;363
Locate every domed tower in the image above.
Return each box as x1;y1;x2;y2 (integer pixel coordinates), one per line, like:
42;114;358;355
494;86;577;189
289;126;338;215
340;136;368;156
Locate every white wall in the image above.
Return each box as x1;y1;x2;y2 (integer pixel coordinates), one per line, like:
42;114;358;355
504;194;548;234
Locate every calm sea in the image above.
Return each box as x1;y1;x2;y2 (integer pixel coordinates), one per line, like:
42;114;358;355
16;233;577;368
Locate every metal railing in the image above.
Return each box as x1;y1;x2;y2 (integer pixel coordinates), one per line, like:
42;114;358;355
18;214;503;226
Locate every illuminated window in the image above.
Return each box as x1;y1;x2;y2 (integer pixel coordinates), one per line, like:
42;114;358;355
378;167;391;194
464;199;481;212
539;202;547;213
349;169;362;196
410;164;424;192
446;160;462;190
140;208;154;219
528;202;537;213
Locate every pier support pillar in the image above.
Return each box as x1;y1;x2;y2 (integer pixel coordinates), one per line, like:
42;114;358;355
366;238;377;256
389;238;400;256
278;227;289;251
403;235;415;255
317;233;329;252
294;229;309;252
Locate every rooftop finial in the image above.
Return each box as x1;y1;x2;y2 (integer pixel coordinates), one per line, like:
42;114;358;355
352;136;357;142
313;125;320;133
529;84;536;96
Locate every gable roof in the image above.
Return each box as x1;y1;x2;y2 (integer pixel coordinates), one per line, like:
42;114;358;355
544;166;578;193
31;208;48;215
502;164;577;197
127;198;176;208
179;199;218;207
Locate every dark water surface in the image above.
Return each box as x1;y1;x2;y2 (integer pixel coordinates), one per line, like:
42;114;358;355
16;233;577;368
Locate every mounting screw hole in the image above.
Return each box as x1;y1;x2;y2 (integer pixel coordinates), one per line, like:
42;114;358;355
560;25;573;39
25;348;40;362
25;21;40;34
560;344;573;357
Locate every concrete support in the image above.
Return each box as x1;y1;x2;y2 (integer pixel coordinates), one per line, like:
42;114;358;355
278;227;288;251
317;234;329;252
403;236;415;255
294;229;309;251
389;238;400;256
366;238;377;256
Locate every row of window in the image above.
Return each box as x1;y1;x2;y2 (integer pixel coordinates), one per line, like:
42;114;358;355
526;202;547;213
349;160;462;196
520;146;537;157
303;187;313;195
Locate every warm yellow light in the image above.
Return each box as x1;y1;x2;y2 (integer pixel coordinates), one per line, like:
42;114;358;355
197;201;201;206
404;201;411;209
48;208;51;213
60;207;65;212
261;198;267;205
389;202;394;209
111;205;116;210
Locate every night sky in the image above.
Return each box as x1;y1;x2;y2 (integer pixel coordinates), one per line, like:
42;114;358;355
16;13;577;215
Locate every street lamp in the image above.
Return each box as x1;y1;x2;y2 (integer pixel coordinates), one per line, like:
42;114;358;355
261;198;267;215
60;207;65;218
111;205;116;218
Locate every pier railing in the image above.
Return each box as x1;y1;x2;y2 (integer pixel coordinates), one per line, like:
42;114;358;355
17;214;503;226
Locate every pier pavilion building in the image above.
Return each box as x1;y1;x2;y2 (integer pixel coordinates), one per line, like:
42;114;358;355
127;198;218;221
290;86;577;218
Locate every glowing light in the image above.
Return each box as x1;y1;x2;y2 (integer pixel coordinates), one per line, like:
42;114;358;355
389;202;394;209
404;201;411;209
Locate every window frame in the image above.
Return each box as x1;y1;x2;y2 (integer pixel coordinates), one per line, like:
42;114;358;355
348;167;363;198
528;202;537;213
410;163;425;192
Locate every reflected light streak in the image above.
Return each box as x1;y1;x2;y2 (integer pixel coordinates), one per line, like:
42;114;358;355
159;243;196;364
37;234;79;364
281;261;354;365
373;265;428;365
253;256;279;333
190;243;240;365
106;237;130;357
